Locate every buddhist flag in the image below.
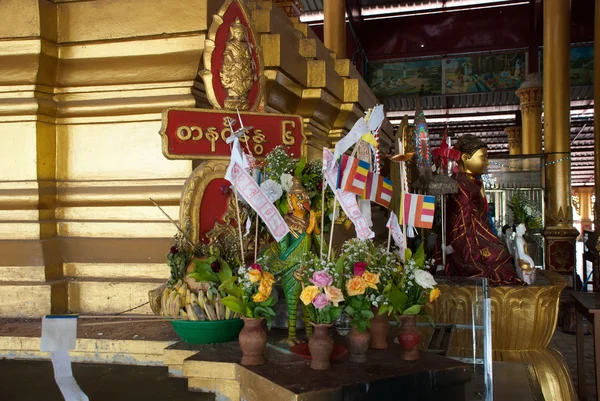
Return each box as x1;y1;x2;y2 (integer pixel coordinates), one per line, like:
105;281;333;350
337;155;370;195
376;177;393;208
363;172;393;208
400;193;435;229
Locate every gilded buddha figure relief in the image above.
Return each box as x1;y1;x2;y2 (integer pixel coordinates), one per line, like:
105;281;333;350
220;18;257;111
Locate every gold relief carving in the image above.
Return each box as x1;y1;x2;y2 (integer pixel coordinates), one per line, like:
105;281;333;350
426;270;575;401
179;160;229;245
504;126;522;153
200;0;266;111
545;205;574;226
516;86;543;116
206;196;256;252
220;18;258;110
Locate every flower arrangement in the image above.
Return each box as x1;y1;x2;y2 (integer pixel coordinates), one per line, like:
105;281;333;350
338;239;390;332
297;257;344;325
379;243;440;321
219;263;277;328
507;191;542;231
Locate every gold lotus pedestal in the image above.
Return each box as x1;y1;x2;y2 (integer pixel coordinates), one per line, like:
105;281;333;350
427;270;575;401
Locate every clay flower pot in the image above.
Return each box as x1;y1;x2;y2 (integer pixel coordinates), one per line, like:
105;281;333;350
239;317;267;366
369;307;390;349
397;315;421;361
347;326;370;363
308;322;334;370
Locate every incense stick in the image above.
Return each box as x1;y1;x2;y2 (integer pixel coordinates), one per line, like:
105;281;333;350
320;154;326;260
149;198;194;248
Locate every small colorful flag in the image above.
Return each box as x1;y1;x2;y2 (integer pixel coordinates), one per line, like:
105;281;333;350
376;177;393;208
400;193;435;229
337;155;370;195
363;172;393;208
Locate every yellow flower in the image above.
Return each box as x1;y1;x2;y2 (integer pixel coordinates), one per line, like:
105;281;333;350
300;285;320;306
253;291;268;303
324;286;344;307
361;271;380;290
346;276;366;296
429;288;441;303
248;269;262;283
258;280;273;299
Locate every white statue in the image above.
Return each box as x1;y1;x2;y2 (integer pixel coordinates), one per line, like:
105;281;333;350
504;226;515;257
513;223;537;284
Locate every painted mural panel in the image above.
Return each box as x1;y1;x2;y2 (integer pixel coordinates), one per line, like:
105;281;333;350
368;59;442;98
443;52;526;94
570;46;593;86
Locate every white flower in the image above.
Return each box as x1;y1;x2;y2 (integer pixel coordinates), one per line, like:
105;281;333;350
414;269;437;289
260;179;283;203
280;173;294;192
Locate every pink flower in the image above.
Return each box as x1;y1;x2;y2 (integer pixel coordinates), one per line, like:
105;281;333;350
353;262;367;277
312;293;329;310
250;263;262;272
309;270;333;288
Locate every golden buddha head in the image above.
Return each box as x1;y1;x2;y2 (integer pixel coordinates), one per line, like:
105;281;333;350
229;18;247;42
454;134;488;175
287;177;311;214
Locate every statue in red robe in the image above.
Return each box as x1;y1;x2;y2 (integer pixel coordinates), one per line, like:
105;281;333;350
440;135;522;286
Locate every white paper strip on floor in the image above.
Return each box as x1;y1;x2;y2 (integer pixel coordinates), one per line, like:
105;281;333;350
41;316;89;401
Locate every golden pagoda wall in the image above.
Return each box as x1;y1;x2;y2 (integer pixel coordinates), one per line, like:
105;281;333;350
0;0;391;317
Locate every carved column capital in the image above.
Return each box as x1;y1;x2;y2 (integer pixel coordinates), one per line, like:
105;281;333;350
516;74;543;117
504;126;522;155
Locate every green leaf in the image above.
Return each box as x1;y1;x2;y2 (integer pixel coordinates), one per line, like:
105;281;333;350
218;277;241;298
220;296;246;314
187;271;219;283
280;199;288;215
405;248;413;261
412;243;425;266
403;304;422;315
388;287;408;312
345;305;355;316
294;157;307;178
360;310;374;319
329;306;342;320
216;259;233;283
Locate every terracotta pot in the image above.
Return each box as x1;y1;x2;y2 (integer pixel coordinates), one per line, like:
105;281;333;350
347;326;370;363
239;317;267;366
369;307;390;349
308;323;334;370
397;315;421;361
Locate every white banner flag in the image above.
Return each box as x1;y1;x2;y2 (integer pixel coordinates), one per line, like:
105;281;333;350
386;212;406;262
367;104;385;133
323;148;375;240
231;163;290;242
333;117;368;161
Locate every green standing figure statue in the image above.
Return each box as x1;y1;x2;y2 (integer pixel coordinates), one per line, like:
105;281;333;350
263;177;323;345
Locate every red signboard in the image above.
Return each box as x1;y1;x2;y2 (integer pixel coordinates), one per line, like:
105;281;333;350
159;108;305;160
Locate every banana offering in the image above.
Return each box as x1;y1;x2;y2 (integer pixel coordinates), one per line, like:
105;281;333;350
160;279;234;321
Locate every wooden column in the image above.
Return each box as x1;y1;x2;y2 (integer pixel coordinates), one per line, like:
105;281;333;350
543;0;578;273
323;0;346;58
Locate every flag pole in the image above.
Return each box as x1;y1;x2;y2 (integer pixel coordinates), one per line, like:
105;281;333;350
320;153;326;260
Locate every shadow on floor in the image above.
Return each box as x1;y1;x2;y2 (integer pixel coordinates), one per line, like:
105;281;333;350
0;359;214;401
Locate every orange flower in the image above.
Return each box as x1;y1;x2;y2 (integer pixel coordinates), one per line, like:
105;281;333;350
346;276;366;296
253;291;268;303
248;269;262;283
261;271;275;287
361;271;380;290
258;280;273;299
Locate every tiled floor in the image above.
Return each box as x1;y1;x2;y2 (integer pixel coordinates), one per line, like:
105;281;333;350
551;325;597;400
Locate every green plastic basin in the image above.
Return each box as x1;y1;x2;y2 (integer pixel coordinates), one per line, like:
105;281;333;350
170;319;244;344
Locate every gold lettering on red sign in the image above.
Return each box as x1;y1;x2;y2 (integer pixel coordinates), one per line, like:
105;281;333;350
281;120;296;146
